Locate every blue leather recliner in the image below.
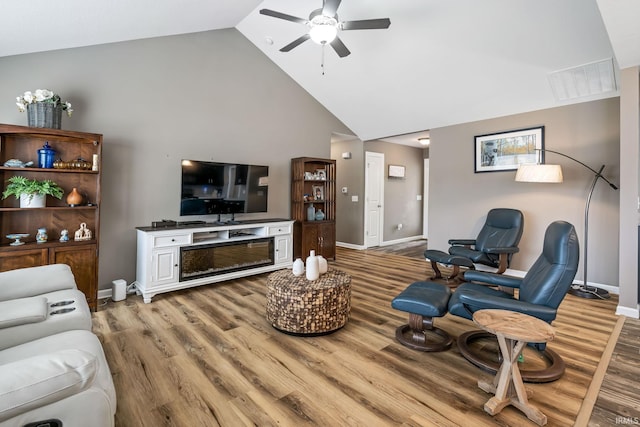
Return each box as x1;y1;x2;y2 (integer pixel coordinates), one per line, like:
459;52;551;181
448;220;579;382
424;208;524;281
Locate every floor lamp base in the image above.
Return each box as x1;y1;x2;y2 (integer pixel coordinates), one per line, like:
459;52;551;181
569;284;610;299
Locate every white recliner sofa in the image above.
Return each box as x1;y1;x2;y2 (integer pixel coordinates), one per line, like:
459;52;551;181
0;264;116;427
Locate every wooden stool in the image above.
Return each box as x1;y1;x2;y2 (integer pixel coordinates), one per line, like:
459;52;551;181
472;309;555;426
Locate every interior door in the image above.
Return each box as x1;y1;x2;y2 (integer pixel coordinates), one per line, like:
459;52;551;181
423;159;429;239
365;152;384;248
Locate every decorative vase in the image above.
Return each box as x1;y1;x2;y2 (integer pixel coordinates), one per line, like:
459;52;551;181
66;187;83;206
37;142;56;168
27;103;62;129
306;250;319;281
315;209;325;221
318;255;328;274
36;227;48;243
19;193;45;208
292;258;305;276
307;205;316;221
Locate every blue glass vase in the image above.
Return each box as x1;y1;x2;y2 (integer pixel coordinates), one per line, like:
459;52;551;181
38;142;55;168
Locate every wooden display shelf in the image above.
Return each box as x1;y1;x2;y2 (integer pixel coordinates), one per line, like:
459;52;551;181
0;123;102;311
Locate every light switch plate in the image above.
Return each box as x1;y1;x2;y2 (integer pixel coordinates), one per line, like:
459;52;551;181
351;195;358;202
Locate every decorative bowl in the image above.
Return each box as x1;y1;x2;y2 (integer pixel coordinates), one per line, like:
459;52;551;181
6;233;29;246
3;159;33;168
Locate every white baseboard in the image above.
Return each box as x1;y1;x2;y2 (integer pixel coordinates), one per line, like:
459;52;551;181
337;235;425;251
616;305;640;318
336;242;366;250
379;235;426;247
98;288;112;299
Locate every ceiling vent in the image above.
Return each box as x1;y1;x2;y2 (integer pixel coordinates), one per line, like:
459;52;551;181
548;58;617;101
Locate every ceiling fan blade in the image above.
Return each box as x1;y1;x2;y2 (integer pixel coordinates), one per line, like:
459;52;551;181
341;18;391;31
280;34;311;52
259;9;308;25
330;37;351;58
322;0;342;17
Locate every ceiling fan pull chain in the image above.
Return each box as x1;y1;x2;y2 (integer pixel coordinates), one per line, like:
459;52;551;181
321;43;326;75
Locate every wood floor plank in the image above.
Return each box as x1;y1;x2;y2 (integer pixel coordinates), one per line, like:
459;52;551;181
93;246;623;426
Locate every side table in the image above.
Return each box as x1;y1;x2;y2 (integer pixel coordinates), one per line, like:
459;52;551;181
266;268;351;335
473;309;555;426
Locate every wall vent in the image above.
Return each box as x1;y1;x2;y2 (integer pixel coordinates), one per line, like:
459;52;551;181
548;58;617;101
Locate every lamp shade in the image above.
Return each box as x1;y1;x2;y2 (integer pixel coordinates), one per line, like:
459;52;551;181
515;164;563;183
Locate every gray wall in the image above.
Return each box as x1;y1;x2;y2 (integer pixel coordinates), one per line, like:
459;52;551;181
332;138;365;246
332;139;425;246
618;67;639;311
0;29;352;289
430;97;620;287
364;141;425;242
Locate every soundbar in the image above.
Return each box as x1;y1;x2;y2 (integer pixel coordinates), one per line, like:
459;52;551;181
151;219;177;228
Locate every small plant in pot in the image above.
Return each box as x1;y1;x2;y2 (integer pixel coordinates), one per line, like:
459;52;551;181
2;176;64;208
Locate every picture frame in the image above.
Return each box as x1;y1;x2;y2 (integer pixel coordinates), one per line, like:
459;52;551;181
388;164;405;178
315;169;326;180
312;185;324;201
474;126;544;173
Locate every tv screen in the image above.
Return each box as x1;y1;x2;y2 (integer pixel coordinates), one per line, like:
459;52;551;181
180;160;269;216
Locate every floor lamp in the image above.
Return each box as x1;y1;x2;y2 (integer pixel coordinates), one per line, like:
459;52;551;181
515;148;618;299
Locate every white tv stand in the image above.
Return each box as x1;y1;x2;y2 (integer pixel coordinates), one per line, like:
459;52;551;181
136;219;294;303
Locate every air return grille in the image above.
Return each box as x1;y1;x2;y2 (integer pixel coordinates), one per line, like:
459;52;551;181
548;58;617;101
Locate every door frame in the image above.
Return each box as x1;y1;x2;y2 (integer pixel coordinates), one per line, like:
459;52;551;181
423;158;429;239
364;151;385;248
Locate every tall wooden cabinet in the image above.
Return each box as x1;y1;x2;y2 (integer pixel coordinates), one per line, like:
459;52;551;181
291;157;336;260
0;124;102;310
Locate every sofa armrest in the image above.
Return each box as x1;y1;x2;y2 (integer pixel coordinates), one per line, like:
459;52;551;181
0;265;77;301
0;297;47;329
0;349;97;422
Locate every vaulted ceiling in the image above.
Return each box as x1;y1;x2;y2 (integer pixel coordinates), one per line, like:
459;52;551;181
1;0;638;145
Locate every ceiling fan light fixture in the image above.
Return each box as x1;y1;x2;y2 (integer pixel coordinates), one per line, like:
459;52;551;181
309;15;338;44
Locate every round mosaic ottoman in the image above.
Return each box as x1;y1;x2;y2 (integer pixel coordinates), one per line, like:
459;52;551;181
266;267;352;335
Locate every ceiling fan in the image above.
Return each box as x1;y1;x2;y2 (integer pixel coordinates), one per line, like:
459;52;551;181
260;0;391;58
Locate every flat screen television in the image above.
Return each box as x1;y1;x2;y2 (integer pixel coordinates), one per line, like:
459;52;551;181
180;159;269;217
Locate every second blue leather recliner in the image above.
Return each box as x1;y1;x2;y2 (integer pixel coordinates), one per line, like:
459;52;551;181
424;208;524;281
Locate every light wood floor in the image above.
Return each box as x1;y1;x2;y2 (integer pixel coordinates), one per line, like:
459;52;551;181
93;247;619;426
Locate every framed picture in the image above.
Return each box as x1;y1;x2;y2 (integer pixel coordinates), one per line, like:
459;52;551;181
388;164;406;178
474;126;544;173
312;185;324;201
315;169;326;180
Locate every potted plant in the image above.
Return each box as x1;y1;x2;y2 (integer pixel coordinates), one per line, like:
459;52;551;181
16;89;73;129
2;176;64;208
